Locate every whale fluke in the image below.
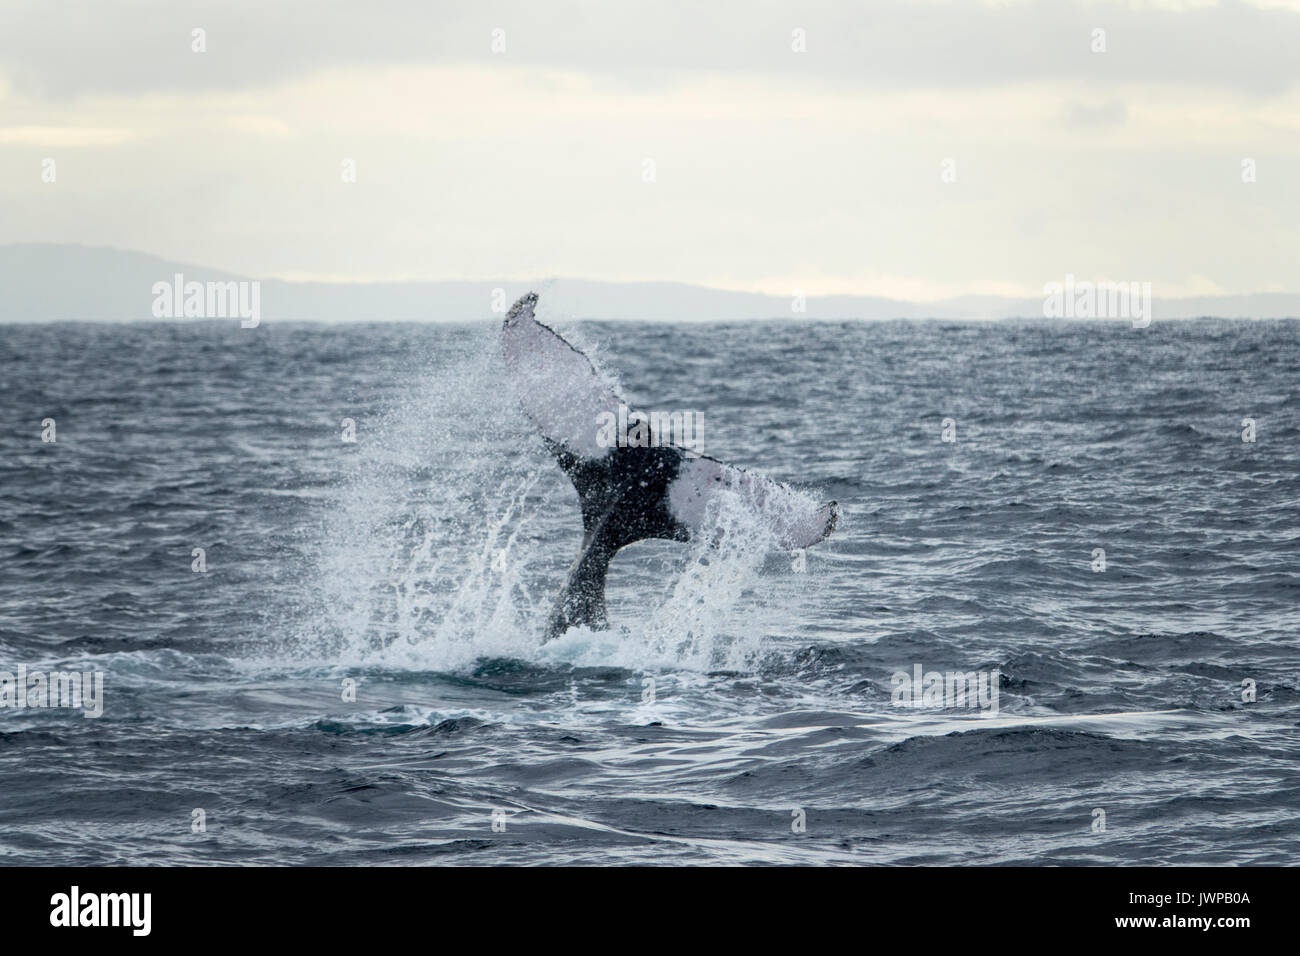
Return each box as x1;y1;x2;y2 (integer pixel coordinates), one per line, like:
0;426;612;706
501;292;837;639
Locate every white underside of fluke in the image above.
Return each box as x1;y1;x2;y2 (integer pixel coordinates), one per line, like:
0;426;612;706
501;293;621;460
501;292;837;550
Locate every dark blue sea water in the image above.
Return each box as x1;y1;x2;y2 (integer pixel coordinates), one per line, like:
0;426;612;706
1;317;1297;865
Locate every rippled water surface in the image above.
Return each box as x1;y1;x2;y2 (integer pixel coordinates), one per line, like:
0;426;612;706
1;317;1297;865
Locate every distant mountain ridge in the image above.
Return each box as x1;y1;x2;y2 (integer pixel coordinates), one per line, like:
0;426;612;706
2;244;1296;322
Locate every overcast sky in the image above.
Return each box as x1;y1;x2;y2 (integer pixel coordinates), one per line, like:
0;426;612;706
2;0;1298;300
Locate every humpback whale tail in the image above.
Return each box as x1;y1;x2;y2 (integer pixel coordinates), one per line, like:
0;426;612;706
501;292;838;640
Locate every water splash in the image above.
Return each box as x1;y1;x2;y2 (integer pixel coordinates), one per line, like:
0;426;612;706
294;322;822;676
294;325;554;669
634;478;810;671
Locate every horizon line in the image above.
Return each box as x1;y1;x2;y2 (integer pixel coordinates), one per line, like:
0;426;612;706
3;242;1298;306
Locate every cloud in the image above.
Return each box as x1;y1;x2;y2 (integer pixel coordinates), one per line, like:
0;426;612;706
0;125;135;146
1;1;1297;296
3;0;1300;101
1062;99;1128;128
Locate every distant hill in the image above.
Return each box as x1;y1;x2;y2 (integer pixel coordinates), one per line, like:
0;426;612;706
1;244;1296;322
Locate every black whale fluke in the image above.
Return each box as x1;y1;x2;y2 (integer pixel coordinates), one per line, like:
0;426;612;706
541;439;690;638
500;292;837;640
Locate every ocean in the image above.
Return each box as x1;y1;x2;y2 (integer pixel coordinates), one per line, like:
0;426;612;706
1;316;1296;865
